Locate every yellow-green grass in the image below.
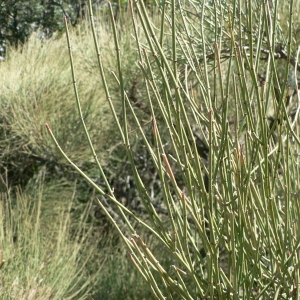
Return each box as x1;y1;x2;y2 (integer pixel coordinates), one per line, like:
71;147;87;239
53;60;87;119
0;173;99;299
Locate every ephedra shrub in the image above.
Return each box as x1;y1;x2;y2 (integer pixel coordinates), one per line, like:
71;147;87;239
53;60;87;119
47;0;300;298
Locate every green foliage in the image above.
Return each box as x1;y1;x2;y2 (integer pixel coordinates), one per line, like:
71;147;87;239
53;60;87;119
47;0;300;298
0;0;104;55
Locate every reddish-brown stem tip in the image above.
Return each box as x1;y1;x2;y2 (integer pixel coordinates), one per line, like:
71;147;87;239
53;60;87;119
45;123;51;132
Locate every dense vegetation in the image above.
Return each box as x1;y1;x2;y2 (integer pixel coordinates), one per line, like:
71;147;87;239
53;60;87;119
1;0;300;299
